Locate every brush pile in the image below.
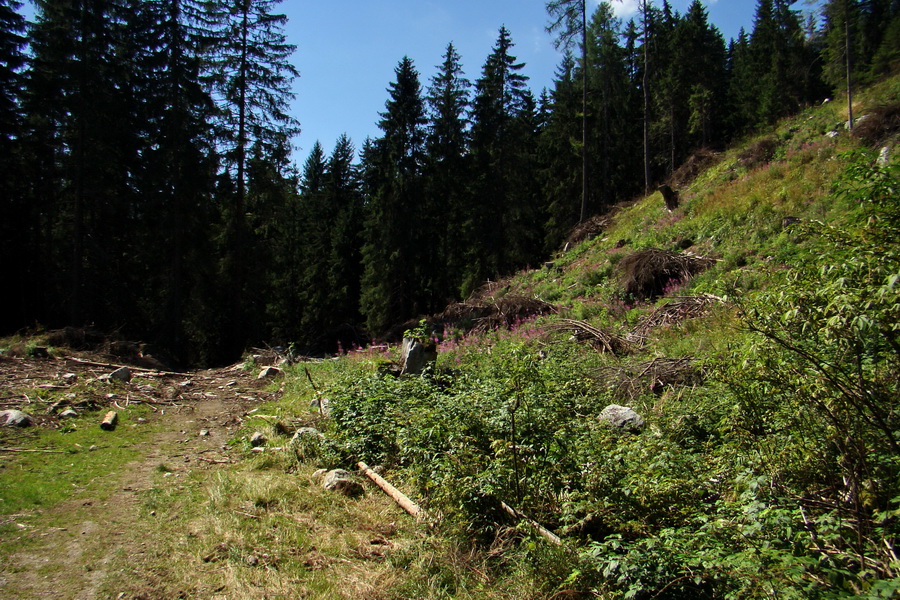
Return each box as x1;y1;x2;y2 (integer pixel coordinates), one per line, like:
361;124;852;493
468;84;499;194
594;357;704;403
617;249;716;300
549;319;630;356
438;282;556;333
630;294;724;345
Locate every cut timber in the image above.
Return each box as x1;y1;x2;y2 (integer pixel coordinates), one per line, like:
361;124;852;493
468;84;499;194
0;447;66;454
100;411;118;430
499;500;561;545
357;462;425;521
63;356;181;376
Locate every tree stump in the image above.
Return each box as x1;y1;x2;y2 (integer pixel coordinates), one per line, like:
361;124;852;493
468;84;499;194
658;185;679;211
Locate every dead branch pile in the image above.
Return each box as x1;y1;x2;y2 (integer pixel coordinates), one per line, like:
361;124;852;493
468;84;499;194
564;214;612;248
593;357;703;403
630;294;724;345
738;135;779;170
549;319;631;356
438;295;557;333
618;249;716;300
667;148;721;190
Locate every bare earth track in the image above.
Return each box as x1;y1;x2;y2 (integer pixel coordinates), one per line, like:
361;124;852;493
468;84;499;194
0;352;278;600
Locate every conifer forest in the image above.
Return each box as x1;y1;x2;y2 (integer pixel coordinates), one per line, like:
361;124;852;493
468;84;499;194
1;0;898;366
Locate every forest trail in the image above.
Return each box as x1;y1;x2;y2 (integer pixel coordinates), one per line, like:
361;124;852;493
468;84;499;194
0;353;276;600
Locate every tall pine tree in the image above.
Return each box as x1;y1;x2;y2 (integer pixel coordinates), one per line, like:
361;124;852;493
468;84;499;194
424;42;471;303
360;57;427;334
203;0;299;356
0;0;28;332
468;26;531;286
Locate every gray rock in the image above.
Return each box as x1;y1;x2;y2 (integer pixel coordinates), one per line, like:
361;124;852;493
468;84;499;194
599;404;644;432
59;408;78;419
290;427;324;445
257;366;282;379
110;366;132;383
399;338;437;375
250;431;267;447
1;409;33;427
309;396;330;415
322;469;364;497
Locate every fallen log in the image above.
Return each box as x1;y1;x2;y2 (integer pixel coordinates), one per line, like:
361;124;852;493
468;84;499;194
0;447;66;454
100;411;118;430
499;500;561;545
357;462;426;521
63;356;181;376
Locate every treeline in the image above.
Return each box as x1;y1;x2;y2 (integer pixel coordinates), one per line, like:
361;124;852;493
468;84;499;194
1;0;898;365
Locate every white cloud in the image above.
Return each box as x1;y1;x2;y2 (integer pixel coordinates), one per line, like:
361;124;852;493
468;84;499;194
608;0;640;20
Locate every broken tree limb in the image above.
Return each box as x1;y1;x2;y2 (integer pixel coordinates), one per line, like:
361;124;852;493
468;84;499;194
499;500;561;545
357;462;426;521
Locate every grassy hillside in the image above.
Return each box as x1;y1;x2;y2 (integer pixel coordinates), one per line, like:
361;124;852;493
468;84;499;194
267;75;900;599
1;77;897;600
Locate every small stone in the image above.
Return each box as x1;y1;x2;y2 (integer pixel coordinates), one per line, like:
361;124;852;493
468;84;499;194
1;409;33;427
250;431;267;447
322;469;364;497
136;418;148;424
109;367;132;383
290;427;324;445
245;554;259;567
199;429;210;437
257;366;282;379
59;408;78;419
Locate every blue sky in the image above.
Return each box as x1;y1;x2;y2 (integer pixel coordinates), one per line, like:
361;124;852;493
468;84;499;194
289;0;821;161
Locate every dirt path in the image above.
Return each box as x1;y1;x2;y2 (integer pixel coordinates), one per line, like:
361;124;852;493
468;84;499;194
0;354;280;600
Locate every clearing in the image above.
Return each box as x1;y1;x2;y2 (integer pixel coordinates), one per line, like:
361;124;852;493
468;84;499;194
0;350;425;600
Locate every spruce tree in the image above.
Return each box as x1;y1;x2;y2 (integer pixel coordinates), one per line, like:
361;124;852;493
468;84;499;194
468;26;531;285
585;3;641;208
204;0;299;212
360;57;427;334
665;1;727;159
24;0;142;327
203;0;299;356
424;42;471;303
546;0;588;223
130;0;219;361
748;0;817;126
325;134;364;348
0;0;28;332
540;53;582;249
